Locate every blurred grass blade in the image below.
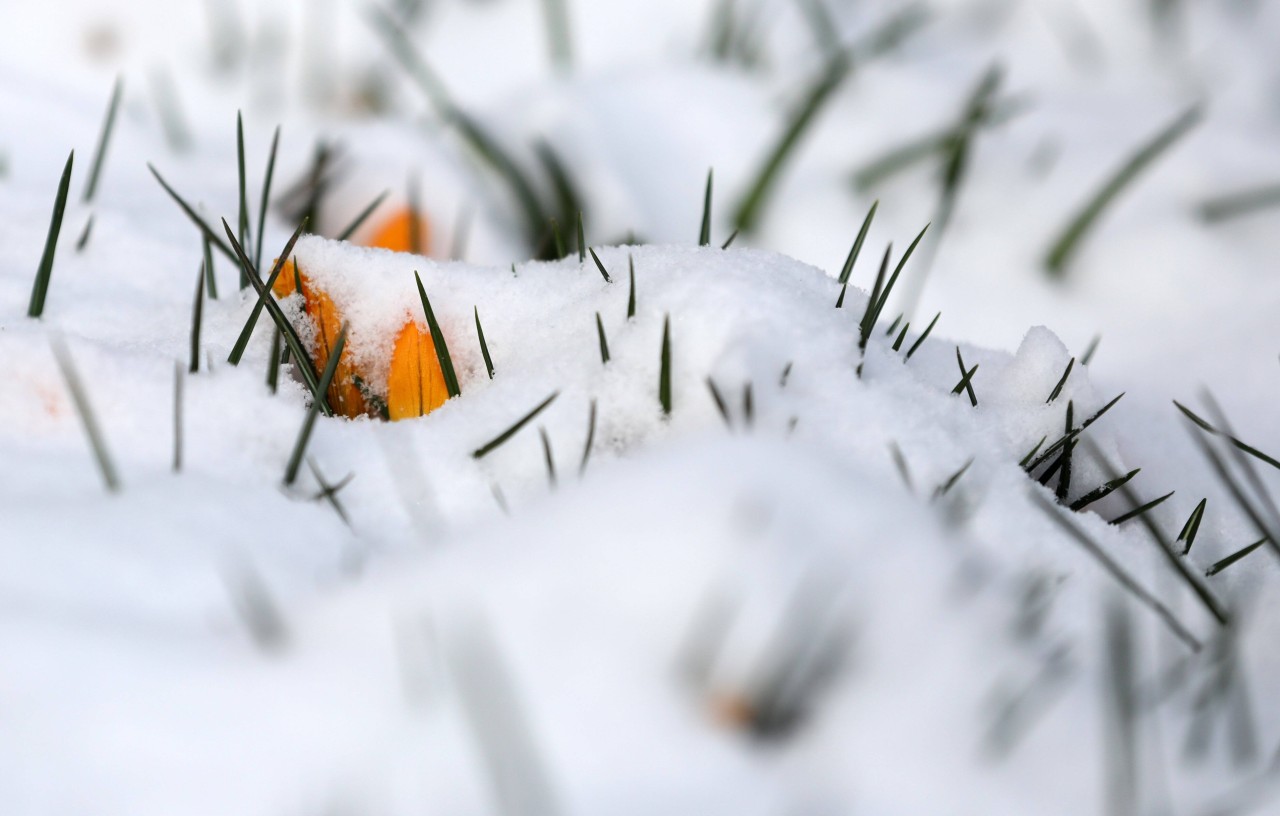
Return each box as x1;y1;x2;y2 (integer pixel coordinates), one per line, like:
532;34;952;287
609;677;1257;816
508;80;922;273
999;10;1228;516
75;215;94;253
473;392;560;458
706;378;732;428
336;189;390;241
1030;491;1199;651
203;236;218;299
890;442;913;492
28;151;74;318
415;272;461;398
51;337;121;492
541;0;573;71
1045;105;1203;278
267;327;283;393
733;52;850;234
721;229;739;250
284;324;346;486
933;458;973;500
539;427;557;488
1020;436;1048;468
236;112;251;272
172;361;183;473
475;307;495;379
1174;400;1280;473
1081;335;1101;366
1198;183;1280;224
83;77;122;203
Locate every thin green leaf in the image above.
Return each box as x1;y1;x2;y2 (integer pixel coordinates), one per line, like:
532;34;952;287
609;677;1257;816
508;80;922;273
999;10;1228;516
579;398;597;476
595;312;610;364
1110;490;1175;525
190;261;205;373
1047;358;1075;403
284;324;347;486
660;314;673;416
475;307;495;379
700;168;714;246
588;247;612;283
227;219;307;366
336;189;390;242
1068;468;1140;512
28;151;74;318
473;392;560;458
1178;498;1207;555
83;77;123;203
51;336;121;492
904;312;940;360
150;164;237;262
415;271;461;398
1206;538;1269;577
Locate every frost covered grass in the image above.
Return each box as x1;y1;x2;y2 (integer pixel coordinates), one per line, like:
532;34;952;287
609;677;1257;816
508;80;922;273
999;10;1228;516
2;0;1280;814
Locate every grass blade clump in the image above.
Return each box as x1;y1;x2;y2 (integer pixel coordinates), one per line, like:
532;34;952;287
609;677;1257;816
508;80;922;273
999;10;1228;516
51;337;121;493
28;151;74;318
336;189;390;241
284;324;347;487
1044;105;1203;277
473;392;560;459
83;77;122;204
595;312;610;364
415;272;461;399
859;225;930;354
221;221;328;414
475;307;495;379
659;315;673;416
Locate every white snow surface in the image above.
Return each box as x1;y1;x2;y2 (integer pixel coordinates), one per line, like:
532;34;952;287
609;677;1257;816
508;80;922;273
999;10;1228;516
2;0;1280;814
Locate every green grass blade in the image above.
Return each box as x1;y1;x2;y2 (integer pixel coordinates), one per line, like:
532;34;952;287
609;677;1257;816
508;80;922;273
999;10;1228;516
588;247;612;283
51;337;121;492
627;255;636;319
1110;490;1175;525
1045;105;1203;277
1055;402;1074;501
1019;436;1048;468
1047;358;1075;403
659;314;673;416
867;223;929;332
837;200;878;284
75;215;94;253
951;347;979;407
741;382;754;428
336;189;390;242
415;272;461;398
932;458;973;500
236;112;251;267
83;77;122;203
904;312;939;361
891;321;910;352
254;125;280;271
721;230;739;250
1081;335;1101;366
473;392;560;458
1198;183;1280;223
1174;400;1280;473
858;245;891;351
884;314;903;337
889;442;913;492
1205;538;1268;577
1069;468;1140;512
28;151;74;318
700;169;714;246
835;283;847;309
150;164;237;262
474;307;495;379
227;220;306;365
267;327;282;393
595;312;610;364
190;261;205;373
1178;498;1207;555
284;324;347;486
576;211;586;263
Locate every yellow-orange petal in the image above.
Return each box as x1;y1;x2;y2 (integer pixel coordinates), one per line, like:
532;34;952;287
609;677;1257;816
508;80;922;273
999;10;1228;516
303;283;368;418
386;320;449;421
364;207;431;255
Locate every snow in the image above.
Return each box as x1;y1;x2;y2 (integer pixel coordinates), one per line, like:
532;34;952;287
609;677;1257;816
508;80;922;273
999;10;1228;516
2;0;1280;813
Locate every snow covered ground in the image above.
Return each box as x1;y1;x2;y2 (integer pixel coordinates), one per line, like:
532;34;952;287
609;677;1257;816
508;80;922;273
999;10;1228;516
2;0;1280;813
